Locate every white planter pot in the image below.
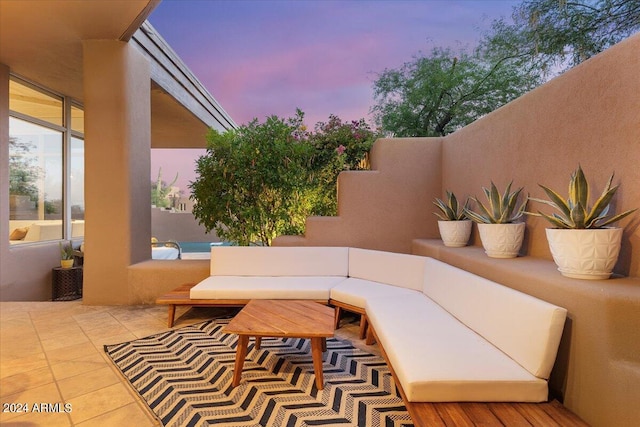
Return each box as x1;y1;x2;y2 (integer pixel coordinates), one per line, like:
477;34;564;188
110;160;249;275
437;220;472;247
477;222;525;258
545;228;623;280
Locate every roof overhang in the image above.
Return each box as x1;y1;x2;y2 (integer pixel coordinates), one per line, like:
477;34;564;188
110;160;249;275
133;22;236;148
0;0;235;149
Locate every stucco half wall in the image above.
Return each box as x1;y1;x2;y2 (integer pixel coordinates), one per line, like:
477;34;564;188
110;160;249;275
274;137;443;253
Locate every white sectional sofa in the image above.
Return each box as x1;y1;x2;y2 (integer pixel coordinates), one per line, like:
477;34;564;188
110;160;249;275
187;246;567;404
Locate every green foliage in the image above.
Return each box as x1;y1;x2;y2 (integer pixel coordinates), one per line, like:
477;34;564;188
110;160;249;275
528;165;637;228
483;0;640;77
371;47;540;137
433;191;469;221
371;1;639;137
464;182;527;224
9;137;39;200
190;110;377;246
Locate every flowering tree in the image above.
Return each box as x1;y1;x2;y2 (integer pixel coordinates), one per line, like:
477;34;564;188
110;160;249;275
307;115;378;216
190;110;378;245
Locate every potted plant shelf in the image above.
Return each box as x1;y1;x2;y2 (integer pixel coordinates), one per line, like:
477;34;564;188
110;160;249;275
463;181;527;258
433;191;472;247
528;165;637;280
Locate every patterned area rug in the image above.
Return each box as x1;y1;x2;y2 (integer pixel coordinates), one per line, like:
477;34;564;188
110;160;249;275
105;319;413;427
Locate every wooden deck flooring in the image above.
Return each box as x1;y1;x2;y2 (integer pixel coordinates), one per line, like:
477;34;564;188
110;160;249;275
408;400;588;426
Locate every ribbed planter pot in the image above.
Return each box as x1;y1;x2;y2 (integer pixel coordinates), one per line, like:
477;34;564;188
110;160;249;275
438;220;472;247
477;222;525;258
545;227;623;280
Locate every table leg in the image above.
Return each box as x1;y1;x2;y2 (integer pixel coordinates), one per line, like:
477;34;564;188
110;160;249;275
167;305;176;328
254;336;262;350
232;335;249;387
311;337;325;390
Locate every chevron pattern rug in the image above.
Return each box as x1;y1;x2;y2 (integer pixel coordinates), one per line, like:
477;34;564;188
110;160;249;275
105;318;413;427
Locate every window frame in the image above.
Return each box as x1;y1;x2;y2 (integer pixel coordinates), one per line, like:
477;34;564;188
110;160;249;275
8;74;84;245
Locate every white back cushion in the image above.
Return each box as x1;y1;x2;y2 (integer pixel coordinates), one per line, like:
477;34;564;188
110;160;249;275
422;258;567;379
210;246;349;276
348;248;427;291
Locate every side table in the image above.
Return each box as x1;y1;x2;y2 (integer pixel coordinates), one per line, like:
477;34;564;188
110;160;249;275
52;267;83;301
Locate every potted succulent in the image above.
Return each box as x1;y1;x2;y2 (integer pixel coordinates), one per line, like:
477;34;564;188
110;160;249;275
59;241;74;268
433;191;472;247
463;181;527;258
528;165;636;279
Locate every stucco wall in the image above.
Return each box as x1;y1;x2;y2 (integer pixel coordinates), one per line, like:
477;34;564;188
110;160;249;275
433;34;640;427
276;34;640;427
151;208;220;243
274;137;442;253
82;40;152;305
442;34;640;278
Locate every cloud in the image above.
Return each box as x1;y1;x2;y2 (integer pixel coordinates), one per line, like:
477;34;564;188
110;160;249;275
189;30;393;125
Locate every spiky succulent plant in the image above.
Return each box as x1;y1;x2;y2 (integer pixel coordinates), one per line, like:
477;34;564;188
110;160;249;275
433;191;469;221
528;165;636;229
463;181;527;224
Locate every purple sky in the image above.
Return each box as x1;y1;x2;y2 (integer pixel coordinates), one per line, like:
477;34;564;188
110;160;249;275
148;0;520;192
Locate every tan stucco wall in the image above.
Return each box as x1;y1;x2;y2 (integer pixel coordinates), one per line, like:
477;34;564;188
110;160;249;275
82;40;152;305
432;34;640;427
442;33;640;278
151;208;221;242
284;35;639;274
128;259;210;305
274;137;442;253
277;34;640;427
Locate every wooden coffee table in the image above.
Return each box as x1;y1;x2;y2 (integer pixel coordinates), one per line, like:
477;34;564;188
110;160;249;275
223;299;335;390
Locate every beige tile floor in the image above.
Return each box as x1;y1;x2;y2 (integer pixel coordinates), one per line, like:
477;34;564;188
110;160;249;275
0;301;374;426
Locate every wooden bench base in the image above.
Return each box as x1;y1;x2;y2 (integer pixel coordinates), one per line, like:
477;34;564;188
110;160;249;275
155;283;247;327
330;299;368;339
156;283;326;327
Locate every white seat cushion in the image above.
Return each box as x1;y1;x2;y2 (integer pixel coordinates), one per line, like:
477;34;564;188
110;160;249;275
330;277;418;308
190;276;347;300
422;258;567;379
348;248;427;291
210;246;349;276
366;294;548;402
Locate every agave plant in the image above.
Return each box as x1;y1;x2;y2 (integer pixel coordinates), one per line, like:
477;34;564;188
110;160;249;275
529;165;636;229
433;191;469;221
463;181;527;224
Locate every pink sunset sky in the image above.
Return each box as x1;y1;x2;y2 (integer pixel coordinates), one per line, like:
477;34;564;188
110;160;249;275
148;0;520;192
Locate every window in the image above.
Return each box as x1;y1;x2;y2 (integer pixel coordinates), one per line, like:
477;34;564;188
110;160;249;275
8;76;84;244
